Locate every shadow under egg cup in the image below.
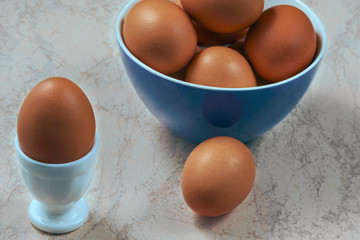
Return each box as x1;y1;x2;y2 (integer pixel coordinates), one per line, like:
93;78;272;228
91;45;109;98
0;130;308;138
14;134;99;234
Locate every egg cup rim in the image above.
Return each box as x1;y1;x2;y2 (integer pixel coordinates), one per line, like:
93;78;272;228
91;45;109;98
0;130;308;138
116;0;327;91
14;133;99;168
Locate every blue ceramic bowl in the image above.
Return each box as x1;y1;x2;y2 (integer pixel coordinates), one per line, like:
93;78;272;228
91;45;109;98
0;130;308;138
116;0;327;144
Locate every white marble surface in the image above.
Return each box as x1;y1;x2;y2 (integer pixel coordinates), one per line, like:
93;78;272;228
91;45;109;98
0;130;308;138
0;0;359;239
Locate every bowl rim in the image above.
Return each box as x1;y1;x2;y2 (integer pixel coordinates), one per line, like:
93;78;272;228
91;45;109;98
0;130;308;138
116;0;327;92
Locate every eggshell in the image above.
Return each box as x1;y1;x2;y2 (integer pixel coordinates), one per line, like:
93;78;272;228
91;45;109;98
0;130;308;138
245;5;317;82
168;46;202;81
181;136;256;217
17;77;96;164
173;0;247;46
229;39;246;56
123;0;197;74
195;23;248;47
185;46;257;88
180;0;264;33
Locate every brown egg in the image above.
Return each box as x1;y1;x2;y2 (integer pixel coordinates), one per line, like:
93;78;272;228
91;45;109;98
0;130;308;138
181;136;256;217
180;0;264;33
17;77;96;164
173;0;247;46
229;40;272;86
195;21;248;47
168;46;202;81
123;0;197;75
245;5;317;82
185;46;257;88
229;39;246;56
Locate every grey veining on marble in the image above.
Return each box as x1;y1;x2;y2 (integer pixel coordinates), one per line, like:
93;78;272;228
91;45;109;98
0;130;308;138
0;0;359;239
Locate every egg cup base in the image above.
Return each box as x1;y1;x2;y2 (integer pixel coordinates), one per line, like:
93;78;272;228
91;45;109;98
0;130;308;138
28;197;89;234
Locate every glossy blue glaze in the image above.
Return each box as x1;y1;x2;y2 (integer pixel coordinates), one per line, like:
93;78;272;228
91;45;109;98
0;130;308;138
116;0;327;144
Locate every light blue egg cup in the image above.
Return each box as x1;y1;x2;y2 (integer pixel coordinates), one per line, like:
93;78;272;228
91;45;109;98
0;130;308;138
15;135;99;234
116;0;327;144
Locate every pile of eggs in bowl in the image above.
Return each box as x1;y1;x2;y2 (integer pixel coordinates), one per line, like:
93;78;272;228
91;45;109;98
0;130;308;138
122;0;317;88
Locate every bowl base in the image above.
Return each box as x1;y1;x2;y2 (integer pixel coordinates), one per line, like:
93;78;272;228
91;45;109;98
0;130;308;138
28;198;89;234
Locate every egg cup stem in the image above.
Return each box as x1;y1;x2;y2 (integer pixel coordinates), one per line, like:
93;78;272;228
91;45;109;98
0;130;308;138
28;198;89;234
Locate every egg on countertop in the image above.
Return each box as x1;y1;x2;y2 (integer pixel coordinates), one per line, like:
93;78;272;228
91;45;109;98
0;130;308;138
181;136;256;217
180;0;264;33
123;0;197;75
185;46;257;88
245;5;317;82
17;77;96;164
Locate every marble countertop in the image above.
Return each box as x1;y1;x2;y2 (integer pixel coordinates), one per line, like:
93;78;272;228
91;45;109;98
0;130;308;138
1;0;359;239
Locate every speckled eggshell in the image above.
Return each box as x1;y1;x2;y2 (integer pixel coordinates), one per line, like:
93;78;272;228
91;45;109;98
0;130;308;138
17;77;96;164
173;0;248;46
180;0;264;33
123;0;197;75
185;46;257;88
245;5;317;82
181;136;256;217
168;46;203;81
